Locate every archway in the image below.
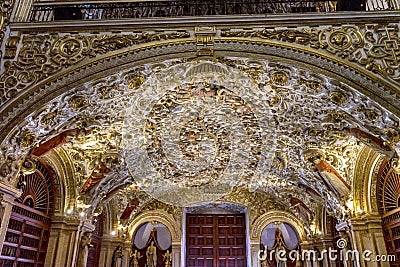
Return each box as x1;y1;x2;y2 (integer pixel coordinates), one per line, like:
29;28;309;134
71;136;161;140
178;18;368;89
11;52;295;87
0;28;399;267
259;221;301;267
377;159;400;267
184;202;248;267
0;160;56;267
131;221;173;267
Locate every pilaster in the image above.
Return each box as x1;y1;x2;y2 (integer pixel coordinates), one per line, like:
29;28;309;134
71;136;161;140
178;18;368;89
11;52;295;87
171;241;181;267
250;240;261;267
98;235;128;267
350;215;389;267
44;218;94;267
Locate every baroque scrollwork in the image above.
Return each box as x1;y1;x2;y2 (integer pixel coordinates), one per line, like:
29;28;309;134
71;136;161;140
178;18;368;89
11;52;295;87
0;31;190;106
0;0;14;49
1;57;399;223
222;187;290;223
221;23;400;84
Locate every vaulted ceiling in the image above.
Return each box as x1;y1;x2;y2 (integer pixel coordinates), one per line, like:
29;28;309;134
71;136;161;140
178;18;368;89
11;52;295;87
2;56;399;229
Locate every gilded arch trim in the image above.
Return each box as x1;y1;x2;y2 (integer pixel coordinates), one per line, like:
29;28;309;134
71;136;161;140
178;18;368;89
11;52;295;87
251;210;305;242
353;146;386;215
2;25;400;142
128;210;181;242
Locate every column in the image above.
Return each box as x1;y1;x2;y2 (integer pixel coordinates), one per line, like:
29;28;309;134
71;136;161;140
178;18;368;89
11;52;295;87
0;181;22;254
98;235;113;267
171;241;181;267
44;219;94;267
249;239;261;267
301;240;314;267
319;237;337;267
348;215;389;267
98;235;128;267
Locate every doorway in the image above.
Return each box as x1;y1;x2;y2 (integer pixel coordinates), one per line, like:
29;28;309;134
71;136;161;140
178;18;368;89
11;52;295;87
186;213;247;267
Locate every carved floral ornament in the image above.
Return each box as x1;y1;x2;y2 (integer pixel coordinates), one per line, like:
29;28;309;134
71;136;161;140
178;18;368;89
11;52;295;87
1;23;400;123
221;23;400;84
0;58;399;224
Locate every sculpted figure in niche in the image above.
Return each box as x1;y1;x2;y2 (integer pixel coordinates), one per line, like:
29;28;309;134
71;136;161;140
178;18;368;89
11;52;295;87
273;229;287;267
163;250;172;267
146;241;157;267
130;249;142;267
112;245;123;267
76;232;92;267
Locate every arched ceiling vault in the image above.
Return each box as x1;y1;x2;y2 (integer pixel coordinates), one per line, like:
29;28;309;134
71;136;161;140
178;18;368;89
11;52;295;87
0;31;399;228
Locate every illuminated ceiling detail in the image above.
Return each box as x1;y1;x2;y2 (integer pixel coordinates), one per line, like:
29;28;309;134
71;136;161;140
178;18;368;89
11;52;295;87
123;61;275;206
1;57;399;222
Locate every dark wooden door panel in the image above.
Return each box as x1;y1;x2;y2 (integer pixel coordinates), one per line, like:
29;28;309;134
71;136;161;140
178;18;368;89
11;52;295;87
186;214;246;267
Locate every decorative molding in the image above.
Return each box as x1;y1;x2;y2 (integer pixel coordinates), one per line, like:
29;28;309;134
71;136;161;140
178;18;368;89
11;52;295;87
0;0;15;48
0;31;190;109
195;26;216;56
251;210;306;241
128;210;181;242
221;23;400;91
2;23;400;137
0;38;196;135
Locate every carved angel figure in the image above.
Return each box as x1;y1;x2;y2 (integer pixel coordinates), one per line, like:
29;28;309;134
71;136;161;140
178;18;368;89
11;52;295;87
130;249;142;267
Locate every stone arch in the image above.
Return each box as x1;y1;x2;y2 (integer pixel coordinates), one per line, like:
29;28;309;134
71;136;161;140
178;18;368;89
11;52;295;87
128;210;181;242
251;210;305;242
352;145;386;215
0;37;397;199
101;201;116;236
1;34;398;190
2;35;399;143
42;147;78;216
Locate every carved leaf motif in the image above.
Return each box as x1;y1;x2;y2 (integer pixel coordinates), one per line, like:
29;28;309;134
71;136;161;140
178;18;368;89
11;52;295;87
0;31;190;107
91;32;190;54
222;28;320;47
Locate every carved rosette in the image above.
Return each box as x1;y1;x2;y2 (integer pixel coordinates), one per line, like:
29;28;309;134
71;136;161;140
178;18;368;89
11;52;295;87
0;31;191;107
51;35;91;66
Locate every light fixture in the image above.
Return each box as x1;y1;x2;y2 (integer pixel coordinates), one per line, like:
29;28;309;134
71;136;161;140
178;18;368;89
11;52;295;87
309;222;316;233
66;208;73;215
111;230;117;236
79;211;85;217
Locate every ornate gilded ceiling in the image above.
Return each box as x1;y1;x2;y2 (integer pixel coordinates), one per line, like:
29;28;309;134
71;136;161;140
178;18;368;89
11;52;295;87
0;8;400;231
1;55;399;228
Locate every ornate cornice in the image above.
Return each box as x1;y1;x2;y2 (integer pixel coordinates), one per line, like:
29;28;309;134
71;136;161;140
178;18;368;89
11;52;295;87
10;12;400;32
1;23;400;139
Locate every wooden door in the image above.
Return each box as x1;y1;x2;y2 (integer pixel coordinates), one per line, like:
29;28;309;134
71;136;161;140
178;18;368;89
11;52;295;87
186;214;246;267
